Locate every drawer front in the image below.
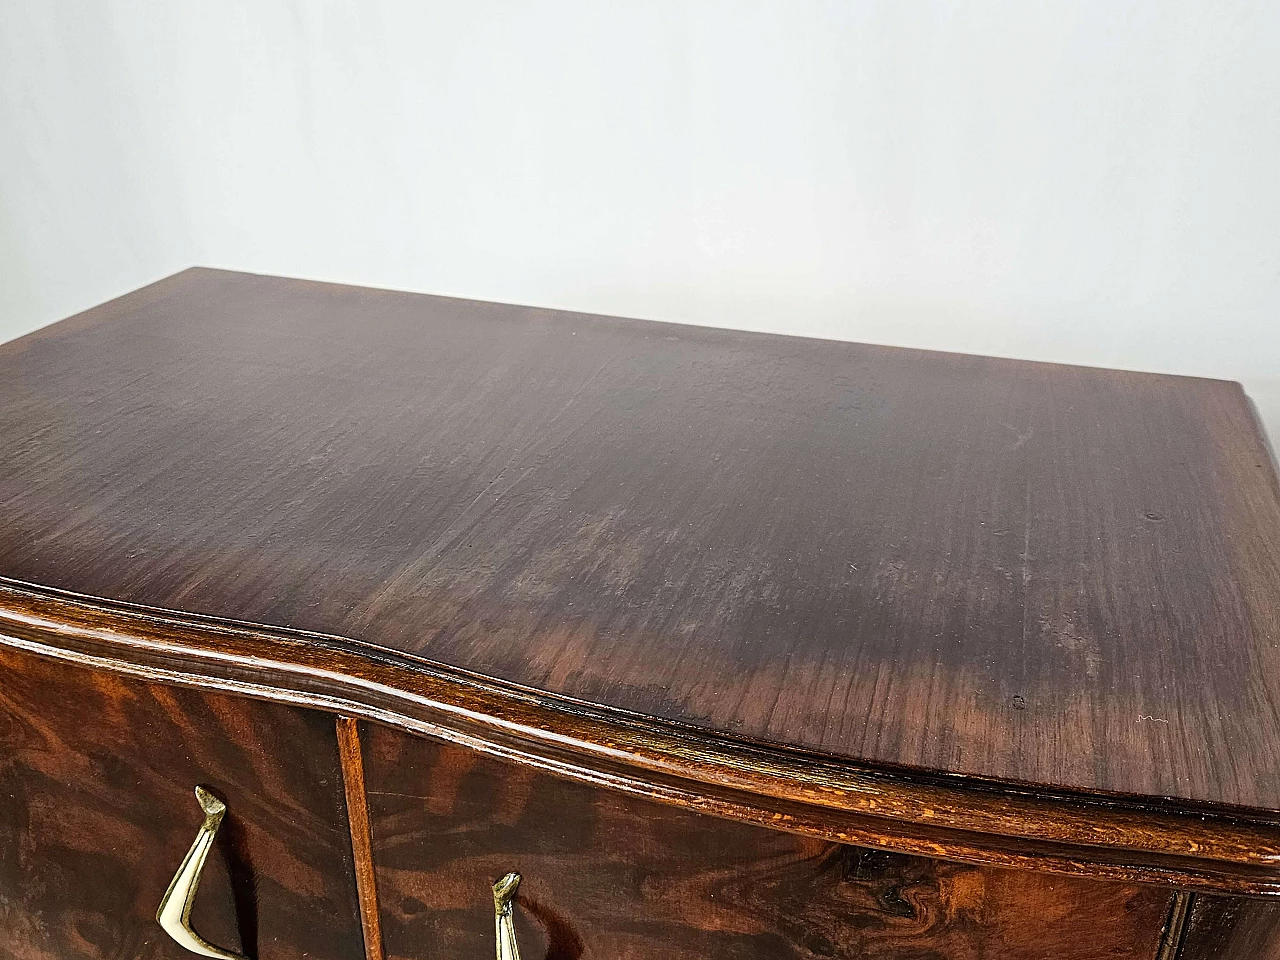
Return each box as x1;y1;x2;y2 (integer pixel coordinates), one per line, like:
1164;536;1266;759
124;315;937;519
1178;894;1280;959
362;722;1174;960
0;646;366;960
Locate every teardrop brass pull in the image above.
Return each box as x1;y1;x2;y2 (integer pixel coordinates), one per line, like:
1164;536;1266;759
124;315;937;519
156;786;248;960
493;872;522;960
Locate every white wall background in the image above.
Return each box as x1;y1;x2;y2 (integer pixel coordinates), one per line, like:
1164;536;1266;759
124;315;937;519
3;1;1278;440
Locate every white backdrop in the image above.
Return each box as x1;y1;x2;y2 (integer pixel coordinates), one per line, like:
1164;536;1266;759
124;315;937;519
3;1;1278;440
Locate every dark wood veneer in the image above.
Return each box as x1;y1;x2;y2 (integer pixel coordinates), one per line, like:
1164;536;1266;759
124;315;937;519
4;578;1279;897
3;269;1280;960
338;716;386;960
361;722;1175;960
2;268;1279;812
0;644;366;960
1176;894;1280;958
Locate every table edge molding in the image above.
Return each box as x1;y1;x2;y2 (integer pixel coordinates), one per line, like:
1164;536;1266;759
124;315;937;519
2;576;1277;896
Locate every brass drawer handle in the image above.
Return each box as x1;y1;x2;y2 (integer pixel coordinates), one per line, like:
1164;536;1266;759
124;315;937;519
156;786;248;960
493;872;522;960
160;790;521;960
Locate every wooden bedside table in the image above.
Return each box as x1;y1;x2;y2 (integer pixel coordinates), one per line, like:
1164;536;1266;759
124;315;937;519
2;268;1278;959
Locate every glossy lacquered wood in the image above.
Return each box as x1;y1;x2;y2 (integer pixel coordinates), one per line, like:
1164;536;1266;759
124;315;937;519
1177;895;1280;959
0;644;366;960
5;579;1280;897
2;268;1279;815
359;722;1176;960
337;716;386;960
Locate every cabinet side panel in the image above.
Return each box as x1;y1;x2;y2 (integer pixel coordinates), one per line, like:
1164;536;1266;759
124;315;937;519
361;721;1172;960
0;645;365;960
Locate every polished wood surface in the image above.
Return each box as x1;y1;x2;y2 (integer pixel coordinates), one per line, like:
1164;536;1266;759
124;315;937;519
337;717;386;960
0;644;366;960
5;579;1278;896
360;721;1175;960
1;267;1278;814
1178;895;1280;959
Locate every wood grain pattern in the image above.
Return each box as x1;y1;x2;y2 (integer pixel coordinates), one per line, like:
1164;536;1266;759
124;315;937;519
1177;894;1280;959
338;717;385;960
0;644;366;960
2;268;1278;813
361;721;1174;960
4;580;1279;896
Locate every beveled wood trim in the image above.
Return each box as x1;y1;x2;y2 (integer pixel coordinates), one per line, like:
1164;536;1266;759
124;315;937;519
2;577;1279;896
337;717;384;960
1156;892;1194;960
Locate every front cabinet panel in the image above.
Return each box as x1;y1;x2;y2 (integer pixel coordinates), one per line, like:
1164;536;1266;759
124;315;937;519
1178;894;1280;959
0;646;366;960
361;721;1175;960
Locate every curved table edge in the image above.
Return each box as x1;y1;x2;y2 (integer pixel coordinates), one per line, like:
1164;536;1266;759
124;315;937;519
2;577;1278;896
